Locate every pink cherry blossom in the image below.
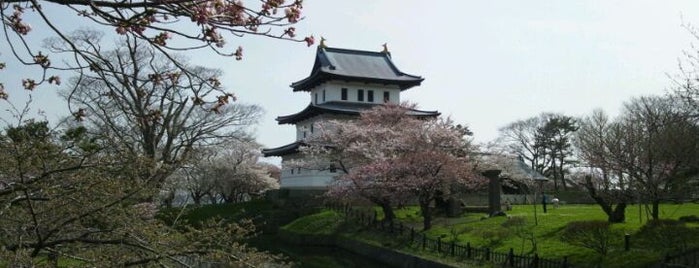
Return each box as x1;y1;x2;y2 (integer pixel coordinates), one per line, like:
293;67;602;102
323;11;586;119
301;103;485;229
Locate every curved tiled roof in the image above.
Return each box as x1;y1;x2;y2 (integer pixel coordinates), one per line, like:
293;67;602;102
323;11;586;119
291;47;424;91
276;102;440;125
475;154;549;182
261;141;303;157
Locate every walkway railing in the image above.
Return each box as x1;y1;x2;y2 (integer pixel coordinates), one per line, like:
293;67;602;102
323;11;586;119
327;203;571;268
657;247;699;268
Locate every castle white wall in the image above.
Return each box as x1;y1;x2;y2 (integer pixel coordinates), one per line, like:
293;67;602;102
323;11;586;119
280;80;407;189
280;154;339;189
309;81;401;105
295;114;353;140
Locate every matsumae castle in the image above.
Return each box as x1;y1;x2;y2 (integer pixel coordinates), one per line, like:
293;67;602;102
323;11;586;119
262;42;439;190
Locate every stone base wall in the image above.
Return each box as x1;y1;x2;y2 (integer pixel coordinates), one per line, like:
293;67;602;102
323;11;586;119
279;230;455;268
453;191;595;206
337;238;455;268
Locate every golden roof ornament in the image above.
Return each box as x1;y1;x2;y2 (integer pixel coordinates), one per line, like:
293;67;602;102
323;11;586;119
382;43;389;53
319;36;327;48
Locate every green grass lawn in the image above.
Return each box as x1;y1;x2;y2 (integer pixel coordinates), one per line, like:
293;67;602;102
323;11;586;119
163;201;698;268
317;203;697;267
281;210;344;235
369;203;699;267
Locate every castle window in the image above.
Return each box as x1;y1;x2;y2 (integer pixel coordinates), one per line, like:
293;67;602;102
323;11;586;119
291;169;294;174
368;90;374;102
357;89;364;101
341;88;348;100
322;90;326;102
329;164;337;173
315;93;318;104
383;91;390;102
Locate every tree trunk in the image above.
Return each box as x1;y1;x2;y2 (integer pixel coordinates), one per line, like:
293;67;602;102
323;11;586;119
651;200;660;220
380;202;395;223
208;194;218;204
608;203;627;223
559;165;568;190
420;201;432;230
162;191;175;208
583;176;627;223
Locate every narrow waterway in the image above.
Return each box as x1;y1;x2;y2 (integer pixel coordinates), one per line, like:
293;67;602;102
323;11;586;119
250;234;388;268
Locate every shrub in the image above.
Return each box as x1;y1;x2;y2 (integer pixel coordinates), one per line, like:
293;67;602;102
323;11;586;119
502;216;537;254
501;216;527;228
479;227;510;248
561;220;613;256
636;219;698;252
678;215;699;223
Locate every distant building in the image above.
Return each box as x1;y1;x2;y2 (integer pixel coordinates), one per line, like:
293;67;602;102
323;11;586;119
262;44;439;189
474;153;549;194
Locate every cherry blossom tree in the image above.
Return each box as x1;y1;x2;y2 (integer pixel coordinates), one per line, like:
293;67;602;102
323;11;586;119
167;139;279;205
614;96;698;219
0;115;285;266
574;97;699;221
207;139;279;203
301;103;485;230
0;0;312;100
671;23;699;120
573;109;632;223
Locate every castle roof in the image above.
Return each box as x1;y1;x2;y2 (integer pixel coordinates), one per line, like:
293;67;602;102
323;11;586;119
475;154;548;182
290;46;424;91
262;141;303;157
275;101;440;125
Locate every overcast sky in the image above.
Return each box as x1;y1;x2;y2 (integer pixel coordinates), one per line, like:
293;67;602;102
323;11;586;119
3;1;699;165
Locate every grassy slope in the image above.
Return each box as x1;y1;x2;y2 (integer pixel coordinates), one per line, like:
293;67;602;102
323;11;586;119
281;210;344;235
166;201;698;268
381;203;699;267
282;209;490;268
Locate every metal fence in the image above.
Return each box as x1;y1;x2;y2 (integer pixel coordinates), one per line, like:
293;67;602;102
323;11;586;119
329;203;571;268
657;247;699;268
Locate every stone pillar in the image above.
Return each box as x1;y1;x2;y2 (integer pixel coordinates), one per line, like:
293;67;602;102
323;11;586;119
483;169;502;216
446;197;462;217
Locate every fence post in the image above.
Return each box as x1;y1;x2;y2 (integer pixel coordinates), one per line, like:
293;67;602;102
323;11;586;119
373;210;378;226
390;221;395;233
467;242;472;258
563;256;569;268
485;248;490;261
411;227;415;242
399;222;403;235
422;233;427;250
437;237;442;253
533;253;539;268
508;248;514;267
450;241;455;257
